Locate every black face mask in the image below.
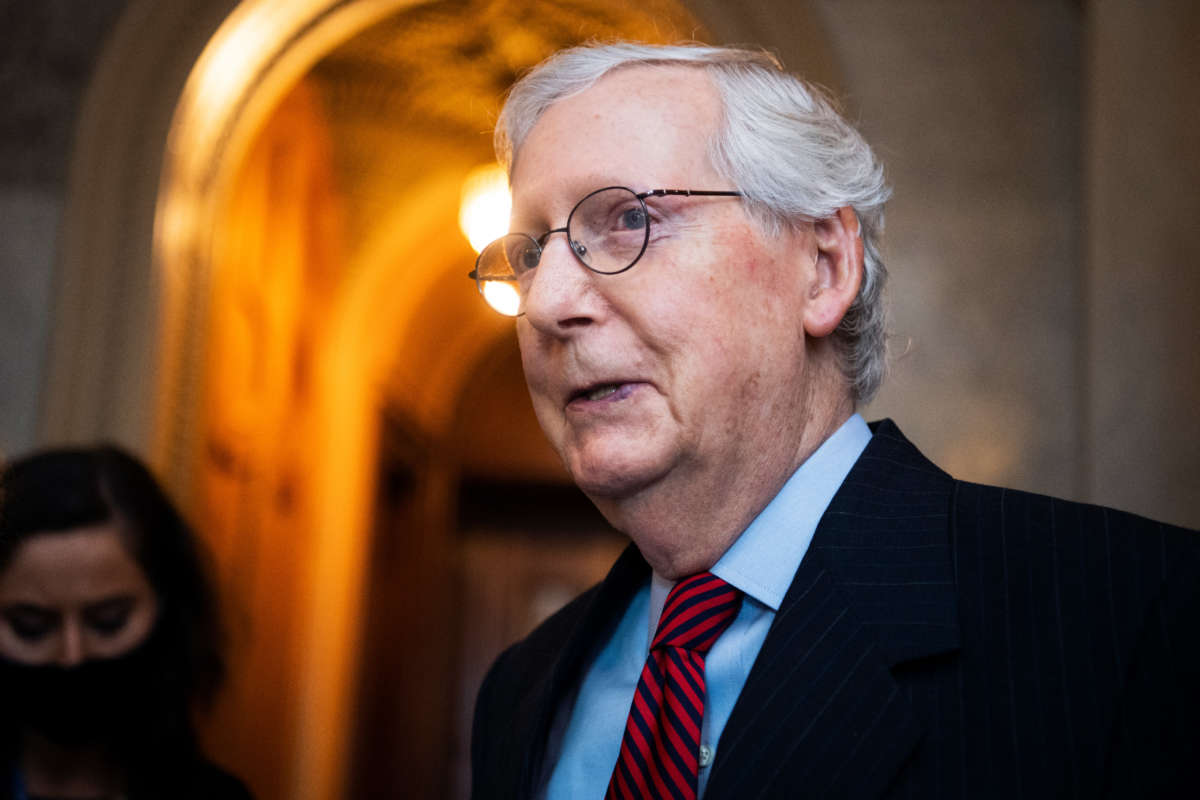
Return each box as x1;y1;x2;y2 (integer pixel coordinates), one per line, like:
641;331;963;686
0;632;165;747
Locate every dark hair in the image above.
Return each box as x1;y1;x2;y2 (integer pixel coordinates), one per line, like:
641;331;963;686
0;446;227;780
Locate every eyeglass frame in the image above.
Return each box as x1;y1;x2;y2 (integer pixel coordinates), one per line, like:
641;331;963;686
468;186;744;307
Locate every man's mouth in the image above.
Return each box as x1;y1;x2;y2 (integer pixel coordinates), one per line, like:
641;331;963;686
569;382;637;405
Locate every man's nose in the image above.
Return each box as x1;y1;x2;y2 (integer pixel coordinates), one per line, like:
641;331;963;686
521;235;601;332
57;620;86;667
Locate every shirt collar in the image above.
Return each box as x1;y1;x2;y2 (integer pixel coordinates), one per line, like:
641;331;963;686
649;413;873;630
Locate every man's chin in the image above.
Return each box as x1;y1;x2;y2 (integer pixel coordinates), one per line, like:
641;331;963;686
565;448;672;503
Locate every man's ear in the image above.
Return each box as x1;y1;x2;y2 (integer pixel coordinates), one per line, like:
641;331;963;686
803;206;864;338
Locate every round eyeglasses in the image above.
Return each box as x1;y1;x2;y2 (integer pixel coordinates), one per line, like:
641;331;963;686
469;186;742;316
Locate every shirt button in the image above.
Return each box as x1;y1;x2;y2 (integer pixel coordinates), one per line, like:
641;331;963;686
698;744;713;767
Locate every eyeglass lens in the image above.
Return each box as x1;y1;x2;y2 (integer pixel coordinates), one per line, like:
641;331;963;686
474;187;650;315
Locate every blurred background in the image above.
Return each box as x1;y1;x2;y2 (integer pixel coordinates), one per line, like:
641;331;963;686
1;0;1197;797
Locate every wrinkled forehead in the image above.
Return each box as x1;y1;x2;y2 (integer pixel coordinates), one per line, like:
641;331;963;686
509;65;724;207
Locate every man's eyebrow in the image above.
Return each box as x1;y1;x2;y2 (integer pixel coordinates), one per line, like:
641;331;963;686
512;174;635;217
506;204;543;227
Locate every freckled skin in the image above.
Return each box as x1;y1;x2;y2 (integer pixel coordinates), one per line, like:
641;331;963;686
512;66;858;577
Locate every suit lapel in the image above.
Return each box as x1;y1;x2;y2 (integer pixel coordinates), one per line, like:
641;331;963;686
516;544;649;797
706;420;961;799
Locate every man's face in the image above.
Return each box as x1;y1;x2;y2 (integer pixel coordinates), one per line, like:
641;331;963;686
511;66;823;512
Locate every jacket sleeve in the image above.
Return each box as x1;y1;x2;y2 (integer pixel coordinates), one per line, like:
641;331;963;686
1104;541;1200;797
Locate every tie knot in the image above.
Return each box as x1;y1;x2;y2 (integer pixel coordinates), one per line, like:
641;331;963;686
652;572;742;654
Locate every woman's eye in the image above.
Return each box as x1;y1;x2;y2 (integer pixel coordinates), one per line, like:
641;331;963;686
3;606;58;642
83;599;134;636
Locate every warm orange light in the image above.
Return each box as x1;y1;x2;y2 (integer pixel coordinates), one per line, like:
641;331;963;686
481;280;521;317
459;164;511;253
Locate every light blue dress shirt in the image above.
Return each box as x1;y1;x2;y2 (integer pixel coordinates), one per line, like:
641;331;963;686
538;414;873;799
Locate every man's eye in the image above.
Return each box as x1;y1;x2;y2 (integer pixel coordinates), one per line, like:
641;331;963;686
617;206;647;231
83;599;134;636
505;240;540;273
518;246;541;271
3;606;58;642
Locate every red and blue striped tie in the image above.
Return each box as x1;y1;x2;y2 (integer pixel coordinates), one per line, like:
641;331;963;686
606;572;742;800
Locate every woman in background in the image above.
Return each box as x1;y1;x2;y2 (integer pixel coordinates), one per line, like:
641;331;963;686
0;446;252;800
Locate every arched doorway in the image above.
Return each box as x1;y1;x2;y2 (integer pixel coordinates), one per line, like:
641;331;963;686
47;0;841;796
130;1;701;797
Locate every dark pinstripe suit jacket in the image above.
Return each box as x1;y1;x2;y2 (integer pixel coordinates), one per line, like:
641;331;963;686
471;420;1200;799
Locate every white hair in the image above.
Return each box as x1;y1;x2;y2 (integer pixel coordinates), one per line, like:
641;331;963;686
496;42;892;404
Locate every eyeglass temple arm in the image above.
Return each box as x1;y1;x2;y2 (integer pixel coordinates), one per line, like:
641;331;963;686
639;189;744;198
468;271;521;281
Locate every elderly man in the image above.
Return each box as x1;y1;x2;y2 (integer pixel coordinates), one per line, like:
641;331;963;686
468;43;1199;800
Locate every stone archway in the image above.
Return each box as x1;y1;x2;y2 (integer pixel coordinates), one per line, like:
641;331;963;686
44;0;841;483
48;1;840;796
